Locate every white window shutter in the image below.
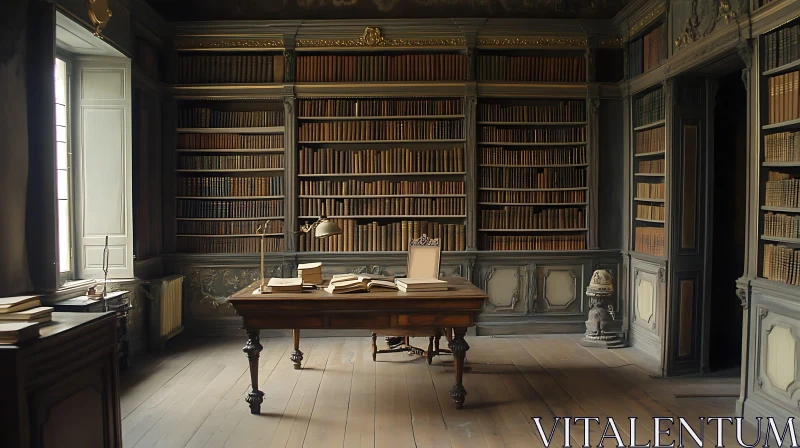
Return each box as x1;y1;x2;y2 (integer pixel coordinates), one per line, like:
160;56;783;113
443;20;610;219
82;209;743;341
73;57;134;279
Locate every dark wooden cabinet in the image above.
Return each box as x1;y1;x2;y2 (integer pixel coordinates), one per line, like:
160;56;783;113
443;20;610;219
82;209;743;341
51;291;131;368
0;312;122;448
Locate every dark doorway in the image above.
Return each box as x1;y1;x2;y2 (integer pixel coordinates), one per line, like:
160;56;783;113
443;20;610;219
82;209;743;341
709;71;747;372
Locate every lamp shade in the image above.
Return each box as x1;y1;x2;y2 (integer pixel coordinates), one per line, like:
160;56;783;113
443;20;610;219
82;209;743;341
314;219;342;238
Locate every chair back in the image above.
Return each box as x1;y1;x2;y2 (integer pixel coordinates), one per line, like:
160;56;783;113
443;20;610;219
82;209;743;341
406;234;441;279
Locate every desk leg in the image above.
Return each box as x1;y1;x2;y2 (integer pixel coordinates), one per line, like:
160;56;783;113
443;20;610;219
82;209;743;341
290;329;303;370
243;330;264;414
448;328;469;409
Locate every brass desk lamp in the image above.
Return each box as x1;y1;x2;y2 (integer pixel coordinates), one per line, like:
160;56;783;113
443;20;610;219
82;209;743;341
256;215;342;293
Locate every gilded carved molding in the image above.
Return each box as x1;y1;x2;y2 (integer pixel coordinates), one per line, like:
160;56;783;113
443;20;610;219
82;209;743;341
297;26;466;48
599;37;624;48
477;37;587;47
175;38;284;50
629;3;666;37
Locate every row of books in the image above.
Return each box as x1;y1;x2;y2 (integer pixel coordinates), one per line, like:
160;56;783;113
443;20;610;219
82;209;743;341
635;127;665;154
297;98;463;117
636;204;666;221
636;182;666;199
479;166;586;189
177;199;283;218
178;134;284;150
628;23;666;78
480;235;585;251
299;197;465;217
480;206;585;230
298;219;466;252
763;212;800;239
767;71;799;124
480;190;586;204
177;176;283;197
177;55;285;84
477;55;586;83
298;147;464;175
635;88;665;127
480;146;585;166
177;219;283;236
298;120;463;141
178;109;283;128
479;126;585;144
765;172;800;208
764;25;800;71
298;179;464;196
296;54;467;82
178;155;284;170
764;131;800;162
762;244;800;286
637;159;665;174
176;236;284;254
477;101;586;122
635;226;665;256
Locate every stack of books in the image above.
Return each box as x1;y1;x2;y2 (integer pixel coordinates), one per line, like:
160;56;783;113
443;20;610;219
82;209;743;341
0;296;53;324
0;295;51;345
297;262;323;285
267;278;303;293
324;274;397;294
395;278;448;292
0;322;41;345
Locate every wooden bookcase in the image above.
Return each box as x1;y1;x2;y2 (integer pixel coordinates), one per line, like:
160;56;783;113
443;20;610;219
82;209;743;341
758;18;800;286
630;85;667;257
476;97;589;250
627;19;667;79
296;97;467;252
168;45;602;255
172;50;287;254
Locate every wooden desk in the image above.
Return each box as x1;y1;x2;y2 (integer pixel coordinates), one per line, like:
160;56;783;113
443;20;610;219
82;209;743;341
0;312;122;448
229;277;487;414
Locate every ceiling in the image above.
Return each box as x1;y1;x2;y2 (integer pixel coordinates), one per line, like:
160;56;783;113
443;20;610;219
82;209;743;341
143;0;628;22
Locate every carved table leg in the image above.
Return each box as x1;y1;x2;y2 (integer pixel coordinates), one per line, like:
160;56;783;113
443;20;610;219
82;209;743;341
290;329;303;370
371;332;377;361
448;328;469;409
426;337;435;365
243;330;264;414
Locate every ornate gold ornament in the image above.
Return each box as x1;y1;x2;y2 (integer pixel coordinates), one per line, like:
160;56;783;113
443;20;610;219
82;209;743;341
674;0;740;49
297;26;466;48
85;0;112;37
599;37;624;48
175;38;283;50
478;37;587;47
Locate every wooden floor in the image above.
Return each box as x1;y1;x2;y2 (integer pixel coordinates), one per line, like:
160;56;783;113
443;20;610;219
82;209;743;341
120;334;752;448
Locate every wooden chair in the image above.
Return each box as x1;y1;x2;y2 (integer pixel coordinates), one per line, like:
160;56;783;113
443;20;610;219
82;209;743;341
371;234;452;364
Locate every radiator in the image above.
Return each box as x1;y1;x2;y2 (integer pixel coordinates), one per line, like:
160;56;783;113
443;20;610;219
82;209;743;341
147;275;184;351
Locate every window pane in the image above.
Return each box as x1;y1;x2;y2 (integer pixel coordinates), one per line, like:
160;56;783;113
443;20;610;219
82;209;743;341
57;170;69;200
55;59;67;105
57;141;68;169
58;200;70;272
56;103;67;126
56;124;67;143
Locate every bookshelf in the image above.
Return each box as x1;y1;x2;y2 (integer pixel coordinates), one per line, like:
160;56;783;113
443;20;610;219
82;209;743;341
174;101;286;254
627;19;667;79
477;98;589;251
759;19;800;285
296;97;467;252
631;86;666;257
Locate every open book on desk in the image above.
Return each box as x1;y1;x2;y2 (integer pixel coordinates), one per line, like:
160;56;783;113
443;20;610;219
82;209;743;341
324;274;397;294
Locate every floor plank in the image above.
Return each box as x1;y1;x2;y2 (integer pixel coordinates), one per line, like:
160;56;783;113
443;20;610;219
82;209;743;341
119;335;757;448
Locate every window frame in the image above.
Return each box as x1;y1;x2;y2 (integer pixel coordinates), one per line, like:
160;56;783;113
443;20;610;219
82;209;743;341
55;51;75;285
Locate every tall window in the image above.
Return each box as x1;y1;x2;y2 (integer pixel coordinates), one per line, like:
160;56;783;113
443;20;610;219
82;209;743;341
55;57;72;278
